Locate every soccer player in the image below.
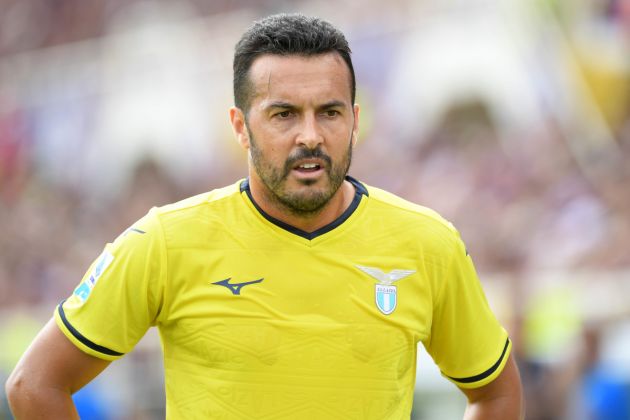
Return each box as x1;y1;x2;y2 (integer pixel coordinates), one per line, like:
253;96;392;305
5;13;524;419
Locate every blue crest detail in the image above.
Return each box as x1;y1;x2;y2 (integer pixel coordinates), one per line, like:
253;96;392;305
74;282;91;302
375;284;397;315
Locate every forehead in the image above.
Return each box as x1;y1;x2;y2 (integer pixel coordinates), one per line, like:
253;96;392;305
247;52;353;108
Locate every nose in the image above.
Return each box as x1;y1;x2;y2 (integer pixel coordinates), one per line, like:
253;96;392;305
295;113;324;150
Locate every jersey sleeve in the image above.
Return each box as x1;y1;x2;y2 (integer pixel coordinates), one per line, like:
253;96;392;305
422;230;511;389
54;208;166;361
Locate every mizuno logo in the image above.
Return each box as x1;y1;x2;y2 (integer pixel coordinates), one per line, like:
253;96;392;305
355;265;416;285
212;278;264;295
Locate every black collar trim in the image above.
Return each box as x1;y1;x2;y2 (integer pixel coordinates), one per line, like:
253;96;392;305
240;176;368;240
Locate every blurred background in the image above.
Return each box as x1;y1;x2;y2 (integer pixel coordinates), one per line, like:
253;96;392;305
1;0;630;418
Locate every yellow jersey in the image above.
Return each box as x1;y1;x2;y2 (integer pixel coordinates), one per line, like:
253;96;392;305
55;177;510;419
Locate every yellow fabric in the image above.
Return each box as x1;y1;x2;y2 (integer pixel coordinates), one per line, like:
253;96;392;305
56;178;509;419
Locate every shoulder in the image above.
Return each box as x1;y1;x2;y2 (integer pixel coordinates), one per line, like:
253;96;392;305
126;180;245;247
349;181;464;258
363;183;457;235
156;180;243;218
146;180;245;230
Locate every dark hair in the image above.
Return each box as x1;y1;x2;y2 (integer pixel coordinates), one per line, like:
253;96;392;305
233;13;355;112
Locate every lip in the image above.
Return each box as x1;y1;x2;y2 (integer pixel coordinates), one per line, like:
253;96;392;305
292;158;326;169
291;158;326;179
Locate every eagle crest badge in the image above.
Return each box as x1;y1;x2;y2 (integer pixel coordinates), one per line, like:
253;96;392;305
355;265;416;315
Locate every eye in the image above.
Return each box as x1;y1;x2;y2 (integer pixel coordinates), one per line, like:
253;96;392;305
275;110;292;119
324;110;340;117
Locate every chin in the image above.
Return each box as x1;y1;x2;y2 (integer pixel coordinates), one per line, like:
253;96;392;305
297;178;319;187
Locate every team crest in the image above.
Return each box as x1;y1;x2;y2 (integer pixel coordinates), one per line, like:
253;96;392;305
375;284;397;315
355;265;416;315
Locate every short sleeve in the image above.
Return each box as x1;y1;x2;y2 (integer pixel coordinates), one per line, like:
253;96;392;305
422;231;511;389
54;208;166;361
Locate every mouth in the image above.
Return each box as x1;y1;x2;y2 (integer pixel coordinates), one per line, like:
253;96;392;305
295;162;322;172
290;159;326;180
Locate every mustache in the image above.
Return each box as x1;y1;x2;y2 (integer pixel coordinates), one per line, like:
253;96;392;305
284;147;332;170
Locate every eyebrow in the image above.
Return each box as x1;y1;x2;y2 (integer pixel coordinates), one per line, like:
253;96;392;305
264;100;348;111
319;100;347;109
265;101;295;110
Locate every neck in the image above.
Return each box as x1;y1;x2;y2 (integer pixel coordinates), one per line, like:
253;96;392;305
247;177;356;233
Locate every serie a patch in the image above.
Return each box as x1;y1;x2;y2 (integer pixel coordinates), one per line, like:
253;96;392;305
73;251;114;303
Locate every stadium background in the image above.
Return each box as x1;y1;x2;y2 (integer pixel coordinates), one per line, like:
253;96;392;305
1;0;629;418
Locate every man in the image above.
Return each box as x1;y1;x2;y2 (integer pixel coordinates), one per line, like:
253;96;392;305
6;13;524;419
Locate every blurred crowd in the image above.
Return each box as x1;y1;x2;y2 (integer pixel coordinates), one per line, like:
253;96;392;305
1;0;630;419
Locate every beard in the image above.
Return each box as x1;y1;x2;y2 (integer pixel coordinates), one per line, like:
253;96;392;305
248;132;353;217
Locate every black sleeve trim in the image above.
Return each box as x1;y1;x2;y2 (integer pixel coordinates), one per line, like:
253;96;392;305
446;337;510;384
57;300;124;357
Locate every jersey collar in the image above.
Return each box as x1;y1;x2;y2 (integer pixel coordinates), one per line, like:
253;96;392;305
240;176;368;241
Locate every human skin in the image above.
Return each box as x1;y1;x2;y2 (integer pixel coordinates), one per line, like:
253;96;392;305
6;51;524;420
5;319;110;419
460;354;525;419
229;52;360;233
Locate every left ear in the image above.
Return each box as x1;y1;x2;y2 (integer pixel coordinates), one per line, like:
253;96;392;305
351;103;360;146
229;107;250;150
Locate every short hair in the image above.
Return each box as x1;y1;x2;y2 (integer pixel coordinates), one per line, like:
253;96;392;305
233;13;356;112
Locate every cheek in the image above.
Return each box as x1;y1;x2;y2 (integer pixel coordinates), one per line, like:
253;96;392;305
252;142;284;167
324;117;355;139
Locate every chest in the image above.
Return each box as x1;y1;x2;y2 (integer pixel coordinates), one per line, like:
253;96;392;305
156;244;433;412
164;246;432;328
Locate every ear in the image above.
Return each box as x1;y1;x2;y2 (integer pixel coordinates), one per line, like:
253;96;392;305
229;107;250;150
351;103;360;146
